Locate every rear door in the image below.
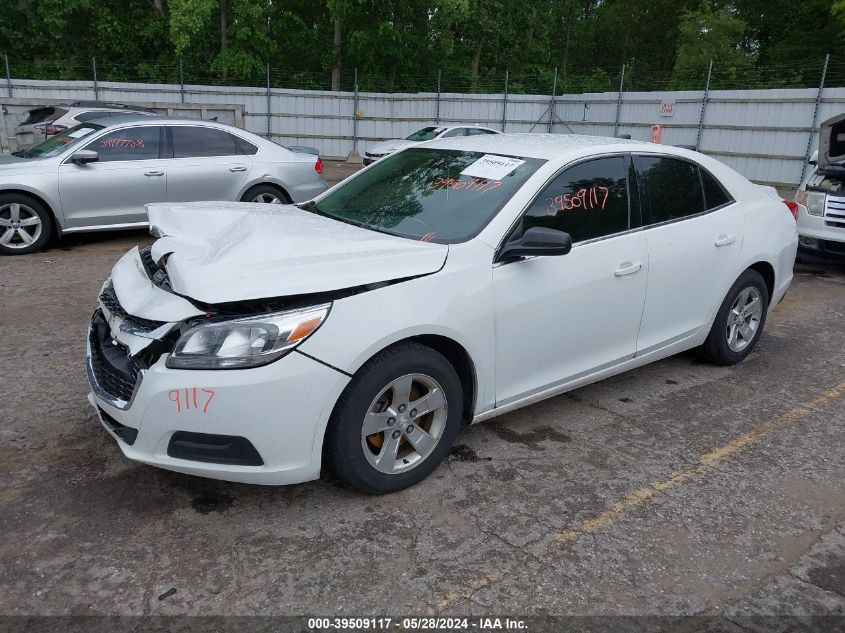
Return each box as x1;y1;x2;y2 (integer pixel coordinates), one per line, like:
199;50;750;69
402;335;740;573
633;154;743;353
58;125;166;228
164;125;253;203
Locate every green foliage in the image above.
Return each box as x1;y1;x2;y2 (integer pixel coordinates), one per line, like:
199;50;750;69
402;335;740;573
0;0;840;92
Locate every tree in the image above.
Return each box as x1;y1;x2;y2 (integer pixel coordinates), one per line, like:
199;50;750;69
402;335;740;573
670;1;752;89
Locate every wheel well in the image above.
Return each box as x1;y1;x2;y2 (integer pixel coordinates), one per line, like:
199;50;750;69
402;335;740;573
410;334;477;424
0;189;60;239
748;261;775;299
244;182;291;203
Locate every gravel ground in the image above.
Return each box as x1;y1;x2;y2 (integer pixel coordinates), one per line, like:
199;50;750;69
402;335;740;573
1;164;844;631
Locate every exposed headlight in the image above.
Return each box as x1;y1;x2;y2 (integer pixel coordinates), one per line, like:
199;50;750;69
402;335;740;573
797;190;826;216
166;304;330;369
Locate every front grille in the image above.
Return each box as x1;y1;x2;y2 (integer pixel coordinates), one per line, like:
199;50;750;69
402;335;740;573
88;311;143;405
100;282;166;335
825;195;845;227
139;246;171;289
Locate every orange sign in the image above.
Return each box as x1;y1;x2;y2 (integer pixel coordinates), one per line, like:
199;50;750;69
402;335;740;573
651;124;662;144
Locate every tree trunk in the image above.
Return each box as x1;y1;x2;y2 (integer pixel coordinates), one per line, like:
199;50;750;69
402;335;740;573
149;0;163;14
220;0;228;79
331;18;342;91
220;0;228;52
561;0;576;78
470;45;481;93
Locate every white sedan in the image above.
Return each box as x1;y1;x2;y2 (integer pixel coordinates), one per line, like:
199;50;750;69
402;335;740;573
362;124;500;165
87;134;798;494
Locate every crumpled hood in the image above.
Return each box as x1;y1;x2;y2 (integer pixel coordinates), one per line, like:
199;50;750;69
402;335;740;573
147;201;448;305
367;139;416;155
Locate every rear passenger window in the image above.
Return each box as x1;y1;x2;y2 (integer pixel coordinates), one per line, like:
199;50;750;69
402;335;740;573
700;167;733;209
171;126;238;158
523;156;630;243
636;156;704;224
441;128;466;138
232;134;258;155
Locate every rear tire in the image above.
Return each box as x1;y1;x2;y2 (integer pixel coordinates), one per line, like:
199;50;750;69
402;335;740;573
325;342;463;494
699;269;769;365
0;193;52;256
241;184;290;205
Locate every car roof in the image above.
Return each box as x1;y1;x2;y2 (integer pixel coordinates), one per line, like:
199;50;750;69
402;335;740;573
83;114;241;129
422;132;648;160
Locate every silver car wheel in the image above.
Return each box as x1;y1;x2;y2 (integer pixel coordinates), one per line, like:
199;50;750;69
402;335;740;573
726;286;763;352
0;203;42;250
361;373;448;475
252;193;283;204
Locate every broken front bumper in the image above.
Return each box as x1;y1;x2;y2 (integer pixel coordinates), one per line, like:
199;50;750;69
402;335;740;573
86;246;351;485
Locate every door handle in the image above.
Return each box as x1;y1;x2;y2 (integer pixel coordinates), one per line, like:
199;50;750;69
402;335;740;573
144;170;164;177
714;234;736;247
614;261;642;277
229;166;248;172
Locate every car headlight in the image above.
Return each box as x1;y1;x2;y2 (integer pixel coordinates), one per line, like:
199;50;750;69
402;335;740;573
797;190;826;216
166;304;330;370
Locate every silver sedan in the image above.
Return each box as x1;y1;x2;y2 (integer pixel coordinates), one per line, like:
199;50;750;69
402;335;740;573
0;116;328;254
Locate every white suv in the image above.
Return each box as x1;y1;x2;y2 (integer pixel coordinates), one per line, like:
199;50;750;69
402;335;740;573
13;101;155;151
796;113;845;261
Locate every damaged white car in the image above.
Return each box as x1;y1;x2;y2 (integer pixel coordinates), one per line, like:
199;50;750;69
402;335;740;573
88;134;797;494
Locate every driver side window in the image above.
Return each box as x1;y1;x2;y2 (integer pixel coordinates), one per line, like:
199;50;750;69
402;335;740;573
522;156;631;243
85;126;161;162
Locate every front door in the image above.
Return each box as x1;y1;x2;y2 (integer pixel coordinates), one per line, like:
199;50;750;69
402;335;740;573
58;125;166;228
493;155;649;406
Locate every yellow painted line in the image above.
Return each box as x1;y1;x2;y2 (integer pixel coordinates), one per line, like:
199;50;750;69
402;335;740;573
555;378;845;544
439;379;845;608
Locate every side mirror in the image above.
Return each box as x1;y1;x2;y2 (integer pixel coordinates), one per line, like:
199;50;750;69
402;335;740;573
497;226;573;262
809;150;818;166
71;149;99;164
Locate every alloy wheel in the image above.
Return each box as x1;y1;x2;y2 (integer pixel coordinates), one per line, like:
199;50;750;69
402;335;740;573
252;193;283;204
0;203;42;250
726;286;763;352
361;373;448;475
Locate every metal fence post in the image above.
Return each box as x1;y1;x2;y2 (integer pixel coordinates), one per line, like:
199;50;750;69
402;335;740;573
266;62;271;140
501;69;509;132
801;53;830;184
613;64;625;137
179;59;185;103
548;67;558;133
435;69;441;124
352;67;359;153
695;60;713;151
92;56;98;100
4;55;11;98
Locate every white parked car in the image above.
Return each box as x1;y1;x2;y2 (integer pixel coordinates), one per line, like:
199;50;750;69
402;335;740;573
363;124;500;165
87;134;797;494
795;113;845;261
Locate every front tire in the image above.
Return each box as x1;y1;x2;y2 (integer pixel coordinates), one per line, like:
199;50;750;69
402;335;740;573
0;194;52;255
325;342;464;494
699;269;769;365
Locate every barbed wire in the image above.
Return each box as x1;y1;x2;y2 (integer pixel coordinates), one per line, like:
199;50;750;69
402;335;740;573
2;56;842;97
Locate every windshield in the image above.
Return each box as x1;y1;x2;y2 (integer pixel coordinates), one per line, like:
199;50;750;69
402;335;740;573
305;147;544;243
405;126;444;142
14;123;104;159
